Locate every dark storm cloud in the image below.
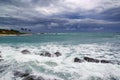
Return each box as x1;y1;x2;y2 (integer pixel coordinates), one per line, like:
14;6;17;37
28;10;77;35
0;0;120;32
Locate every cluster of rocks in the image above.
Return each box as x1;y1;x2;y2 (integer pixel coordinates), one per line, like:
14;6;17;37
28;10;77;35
74;57;111;64
20;50;113;64
21;49;62;57
40;51;61;57
21;49;31;54
14;71;59;80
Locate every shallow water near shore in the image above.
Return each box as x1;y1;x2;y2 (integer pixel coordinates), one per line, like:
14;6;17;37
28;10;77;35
0;33;120;80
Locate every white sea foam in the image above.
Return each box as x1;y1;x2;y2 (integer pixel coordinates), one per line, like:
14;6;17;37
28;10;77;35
0;43;120;80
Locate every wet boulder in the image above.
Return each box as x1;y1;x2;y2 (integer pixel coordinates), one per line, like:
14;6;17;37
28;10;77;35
22;75;35;80
36;76;45;80
84;57;99;63
40;52;51;57
23;76;35;80
54;52;61;57
45;52;51;57
40;53;44;56
74;57;82;63
21;49;31;54
23;75;44;80
14;71;29;78
101;60;111;63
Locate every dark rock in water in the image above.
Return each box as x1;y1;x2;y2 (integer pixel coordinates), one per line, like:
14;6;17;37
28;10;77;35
84;57;99;63
74;57;82;63
23;75;44;80
40;53;44;56
101;60;111;63
40;51;61;57
21;49;31;54
22;75;35;80
44;52;51;57
54;52;61;57
36;76;45;80
14;71;29;77
39;52;51;57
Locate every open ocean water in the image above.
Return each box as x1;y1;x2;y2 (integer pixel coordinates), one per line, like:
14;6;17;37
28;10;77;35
0;32;120;80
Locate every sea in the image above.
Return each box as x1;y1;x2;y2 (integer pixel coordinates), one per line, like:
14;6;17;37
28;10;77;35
0;32;120;80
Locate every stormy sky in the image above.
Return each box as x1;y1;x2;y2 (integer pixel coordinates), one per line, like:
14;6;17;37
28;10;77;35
0;0;120;32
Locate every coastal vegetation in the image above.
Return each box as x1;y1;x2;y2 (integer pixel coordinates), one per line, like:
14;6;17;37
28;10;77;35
0;29;26;36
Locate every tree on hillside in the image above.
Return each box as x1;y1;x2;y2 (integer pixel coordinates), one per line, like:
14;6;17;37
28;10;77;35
20;28;31;32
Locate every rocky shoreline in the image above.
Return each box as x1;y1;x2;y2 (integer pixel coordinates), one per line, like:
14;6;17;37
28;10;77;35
21;49;113;64
0;49;119;80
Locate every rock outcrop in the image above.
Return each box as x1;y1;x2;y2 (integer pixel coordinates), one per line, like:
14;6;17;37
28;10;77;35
40;52;51;57
14;71;29;78
74;57;82;63
23;75;44;80
73;57;111;64
40;51;61;57
44;52;51;57
54;52;61;57
84;57;99;63
21;49;31;54
101;60;111;63
14;71;60;80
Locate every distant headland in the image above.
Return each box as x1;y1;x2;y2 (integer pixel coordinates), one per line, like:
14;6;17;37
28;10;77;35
0;29;30;36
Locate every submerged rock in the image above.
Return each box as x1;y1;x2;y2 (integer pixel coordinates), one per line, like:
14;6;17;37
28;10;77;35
73;57;113;64
37;76;45;80
14;71;60;80
101;60;111;63
22;75;35;80
14;71;29;78
21;49;31;54
23;75;45;80
39;51;62;57
45;52;51;57
40;53;44;56
23;75;60;80
74;57;82;63
40;52;51;57
84;57;99;63
54;52;61;57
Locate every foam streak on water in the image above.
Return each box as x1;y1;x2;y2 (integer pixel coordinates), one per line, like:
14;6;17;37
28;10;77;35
0;33;120;80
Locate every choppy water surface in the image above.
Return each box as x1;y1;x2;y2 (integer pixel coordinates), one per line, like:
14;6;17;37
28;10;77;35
0;33;120;80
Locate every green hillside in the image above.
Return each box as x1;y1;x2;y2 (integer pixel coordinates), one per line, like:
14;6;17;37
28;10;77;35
0;29;23;34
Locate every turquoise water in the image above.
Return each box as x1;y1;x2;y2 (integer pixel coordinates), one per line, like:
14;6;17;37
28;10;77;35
0;33;119;44
0;33;120;80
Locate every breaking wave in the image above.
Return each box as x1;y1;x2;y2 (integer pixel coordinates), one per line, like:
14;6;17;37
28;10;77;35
0;42;120;80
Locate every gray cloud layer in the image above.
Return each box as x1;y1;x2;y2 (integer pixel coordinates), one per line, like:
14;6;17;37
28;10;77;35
0;0;120;32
